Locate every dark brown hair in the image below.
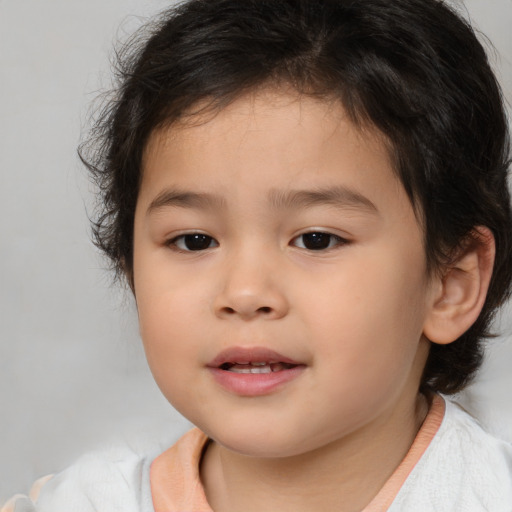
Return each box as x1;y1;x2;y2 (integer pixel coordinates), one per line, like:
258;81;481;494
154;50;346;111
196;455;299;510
81;0;512;394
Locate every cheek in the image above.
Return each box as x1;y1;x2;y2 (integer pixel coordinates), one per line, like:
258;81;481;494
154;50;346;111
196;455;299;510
301;249;429;379
135;271;209;391
138;288;201;351
306;257;426;332
135;247;209;338
137;295;209;414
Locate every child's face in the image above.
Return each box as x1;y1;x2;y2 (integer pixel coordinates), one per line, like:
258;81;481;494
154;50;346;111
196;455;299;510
133;89;437;458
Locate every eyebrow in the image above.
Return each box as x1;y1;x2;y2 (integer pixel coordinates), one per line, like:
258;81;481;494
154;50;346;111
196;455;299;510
146;185;379;216
147;189;226;214
268;186;379;215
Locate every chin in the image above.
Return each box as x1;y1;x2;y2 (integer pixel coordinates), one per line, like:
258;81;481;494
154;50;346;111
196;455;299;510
217;437;304;459
202;422;329;459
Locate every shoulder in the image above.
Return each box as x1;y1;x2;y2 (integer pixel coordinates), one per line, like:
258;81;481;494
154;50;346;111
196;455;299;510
439;398;512;476
391;397;512;511
38;445;154;512
2;444;156;512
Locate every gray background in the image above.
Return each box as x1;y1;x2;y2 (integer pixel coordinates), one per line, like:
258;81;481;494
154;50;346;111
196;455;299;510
1;0;511;503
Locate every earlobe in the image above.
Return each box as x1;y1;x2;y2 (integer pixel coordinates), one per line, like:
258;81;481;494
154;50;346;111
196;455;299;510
423;227;495;345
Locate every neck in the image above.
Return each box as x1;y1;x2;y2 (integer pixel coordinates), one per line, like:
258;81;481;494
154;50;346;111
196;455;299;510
200;392;429;512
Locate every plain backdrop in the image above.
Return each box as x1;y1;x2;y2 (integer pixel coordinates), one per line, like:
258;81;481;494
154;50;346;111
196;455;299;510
1;0;511;503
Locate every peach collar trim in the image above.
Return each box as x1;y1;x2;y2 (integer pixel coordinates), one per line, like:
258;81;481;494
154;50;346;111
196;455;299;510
151;395;445;512
362;394;445;511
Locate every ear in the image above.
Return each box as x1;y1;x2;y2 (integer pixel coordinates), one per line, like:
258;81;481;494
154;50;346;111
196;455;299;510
423;227;495;345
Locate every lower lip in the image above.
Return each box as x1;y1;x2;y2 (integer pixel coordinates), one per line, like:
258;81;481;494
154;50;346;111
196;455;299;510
208;366;305;396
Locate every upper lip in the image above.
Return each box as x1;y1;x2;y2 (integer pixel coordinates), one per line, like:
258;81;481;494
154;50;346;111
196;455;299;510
207;346;302;368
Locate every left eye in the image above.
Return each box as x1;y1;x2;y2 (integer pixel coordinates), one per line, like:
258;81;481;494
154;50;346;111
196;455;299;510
169;234;218;251
292;232;346;251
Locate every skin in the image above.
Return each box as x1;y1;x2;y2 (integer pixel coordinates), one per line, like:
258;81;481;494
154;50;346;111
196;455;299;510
133;89;443;511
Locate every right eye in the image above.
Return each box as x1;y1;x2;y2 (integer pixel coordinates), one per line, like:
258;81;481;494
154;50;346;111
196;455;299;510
167;233;218;252
291;231;347;251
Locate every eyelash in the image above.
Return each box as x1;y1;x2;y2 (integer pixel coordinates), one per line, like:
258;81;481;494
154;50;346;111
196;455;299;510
166;231;348;253
291;231;348;251
167;233;219;252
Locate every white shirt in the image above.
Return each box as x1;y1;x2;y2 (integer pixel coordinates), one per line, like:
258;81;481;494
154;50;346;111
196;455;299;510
3;397;512;512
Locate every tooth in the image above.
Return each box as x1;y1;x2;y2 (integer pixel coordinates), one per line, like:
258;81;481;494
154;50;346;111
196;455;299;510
271;363;284;372
251;362;267;366
250;366;272;374
229;367;253;374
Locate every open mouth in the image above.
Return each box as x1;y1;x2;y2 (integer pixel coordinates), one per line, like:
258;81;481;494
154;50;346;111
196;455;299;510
208;347;305;395
219;362;298;374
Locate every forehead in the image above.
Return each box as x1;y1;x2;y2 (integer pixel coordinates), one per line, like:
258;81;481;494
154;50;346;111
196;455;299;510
147;90;386;150
139;89;410;219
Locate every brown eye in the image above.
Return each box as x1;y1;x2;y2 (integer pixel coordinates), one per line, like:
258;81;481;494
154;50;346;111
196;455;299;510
293;232;345;251
171;234;218;251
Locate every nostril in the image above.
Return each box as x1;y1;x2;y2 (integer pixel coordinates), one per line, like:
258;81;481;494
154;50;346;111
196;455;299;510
258;306;272;314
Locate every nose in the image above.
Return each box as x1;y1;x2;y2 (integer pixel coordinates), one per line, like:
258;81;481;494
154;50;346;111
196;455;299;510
212;248;289;321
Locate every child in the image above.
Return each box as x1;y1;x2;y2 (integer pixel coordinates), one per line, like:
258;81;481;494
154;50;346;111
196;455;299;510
4;0;512;510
